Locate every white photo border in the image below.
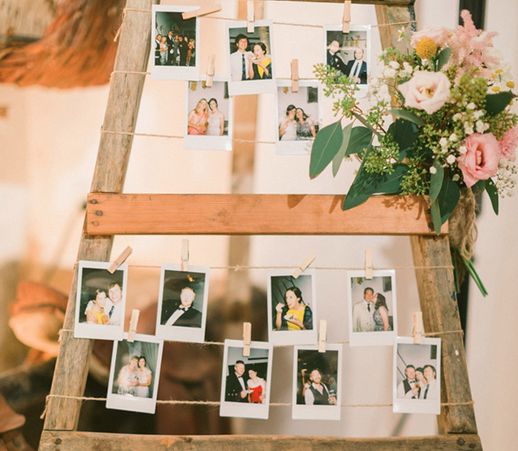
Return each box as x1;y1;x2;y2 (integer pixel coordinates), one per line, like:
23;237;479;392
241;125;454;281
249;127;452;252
346;269;398;346
150;4;200;80
183;78;233;151
226;20;276;96
267;269;318;346
292;344;343;421
275;80;323;155
155;264;210;343
74;260;127;340
219;339;273;419
106;333;164;414
392;336;442;415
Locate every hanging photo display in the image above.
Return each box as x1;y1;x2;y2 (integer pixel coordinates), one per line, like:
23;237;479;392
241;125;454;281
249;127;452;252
292;344;343;420
226;20;275;95
151;4;200;79
346;270;398;346
276;80;321;155
393;337;442;415
155;265;209;343
184;80;233;151
219;339;273;419
267;270;318;346
323;25;371;88
106;334;164;414
74;260;127;340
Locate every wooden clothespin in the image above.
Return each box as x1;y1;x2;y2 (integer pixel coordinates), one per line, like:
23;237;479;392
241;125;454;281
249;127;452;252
364;247;373;279
181;239;189;272
127;309;140;343
292;255;316;279
108;246;132;274
182;3;222;20
206;55;215;88
342;0;352;34
242;322;252;357
412;311;425;344
318;320;327;353
247;0;255;33
291;59;299;93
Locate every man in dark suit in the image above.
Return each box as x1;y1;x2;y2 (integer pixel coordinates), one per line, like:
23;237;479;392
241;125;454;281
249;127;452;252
397;364;418;398
166;31;175;65
225;360;249;402
345;48;368;85
326;40;348;76
164;286;202;328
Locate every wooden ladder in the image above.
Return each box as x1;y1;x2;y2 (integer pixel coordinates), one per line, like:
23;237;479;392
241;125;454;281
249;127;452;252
39;0;481;449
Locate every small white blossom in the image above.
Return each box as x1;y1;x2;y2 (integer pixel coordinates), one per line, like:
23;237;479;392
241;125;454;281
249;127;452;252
473;110;484;119
495;160;518;197
449;133;458;142
452;174;460;182
389;60;400;70
459;145;467;154
453;113;462;121
446;154;457;165
464;123;474;135
383;67;397;78
467;102;477;110
389;157;397;164
439;137;448;148
397;26;406;42
429;166;437;175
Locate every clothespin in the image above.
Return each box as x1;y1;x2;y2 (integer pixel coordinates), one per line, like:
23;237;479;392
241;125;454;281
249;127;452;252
364;247;373;280
247;0;254;33
181;239;189;272
242;322;252;357
108;246;132;274
291;59;299;93
292;255;315;279
318;320;327;353
182;3;222;20
412;312;425;344
127;309;140;342
342;0;352;34
206;55;215;88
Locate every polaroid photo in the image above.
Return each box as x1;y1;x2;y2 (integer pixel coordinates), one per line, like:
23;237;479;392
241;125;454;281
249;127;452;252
219;339;273;419
150;4;200;80
156;265;209;343
74;260;127;340
292;344;342;420
267;270;318;346
106;333;164;414
184;79;233;151
226;20;275;96
324;25;371;89
393;336;441;415
276;80;322;155
347;269;397;346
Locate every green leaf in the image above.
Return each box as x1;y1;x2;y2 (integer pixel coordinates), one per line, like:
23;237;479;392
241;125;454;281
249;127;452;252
390;108;424;126
485;178;499;215
462;255;488;297
430;201;442;235
332;123;353;176
436;47;451;71
388;119;418;153
345;126;372;156
429;162;444;203
437;175;461;223
309;121;343;179
485;91;515;115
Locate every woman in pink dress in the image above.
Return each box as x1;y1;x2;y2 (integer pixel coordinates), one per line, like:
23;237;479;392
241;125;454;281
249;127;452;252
187;98;208;135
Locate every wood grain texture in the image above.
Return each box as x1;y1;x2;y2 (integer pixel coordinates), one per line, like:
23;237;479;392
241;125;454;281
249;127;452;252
411;236;477;434
39;431;482;451
43;0;153;432
85;193;447;236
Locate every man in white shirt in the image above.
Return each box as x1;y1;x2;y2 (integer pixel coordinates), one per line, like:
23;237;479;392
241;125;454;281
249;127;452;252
345;48;368;85
352;287;376;332
230;33;253;81
106;281;123;326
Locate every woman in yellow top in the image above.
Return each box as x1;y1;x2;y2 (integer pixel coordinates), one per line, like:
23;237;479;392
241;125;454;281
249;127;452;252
85;289;110;325
250;42;272;80
274;286;313;331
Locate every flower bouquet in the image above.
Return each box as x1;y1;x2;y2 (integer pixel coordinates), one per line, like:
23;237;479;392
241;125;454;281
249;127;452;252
310;11;517;295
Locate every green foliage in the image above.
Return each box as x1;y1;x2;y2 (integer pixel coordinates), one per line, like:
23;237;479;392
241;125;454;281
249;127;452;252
363;135;399;175
390;109;424;126
429;162;444;203
435;47;451;71
309;121;343;179
437;175;460;223
332;123;353;176
345;127;373;155
387;119;419;157
485;91;516;115
486;111;518;139
485;178;499;214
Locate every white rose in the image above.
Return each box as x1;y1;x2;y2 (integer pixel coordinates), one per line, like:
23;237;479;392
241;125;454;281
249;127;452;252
429;166;437;174
398;71;451;114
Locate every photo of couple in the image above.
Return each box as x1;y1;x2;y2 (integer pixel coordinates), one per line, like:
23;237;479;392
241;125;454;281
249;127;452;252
115;354;153;398
325;28;369;86
277;84;319;142
393;338;441;414
220;340;272;419
229;29;272;82
153;10;196;67
83;281;123;326
187;81;230;137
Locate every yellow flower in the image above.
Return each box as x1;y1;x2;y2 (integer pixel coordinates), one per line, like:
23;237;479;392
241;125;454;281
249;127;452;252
491;85;502;93
506;80;515;89
415;37;438;60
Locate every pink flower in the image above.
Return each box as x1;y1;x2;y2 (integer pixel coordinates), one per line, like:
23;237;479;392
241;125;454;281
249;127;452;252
398;71;451;114
411;27;450;48
457;133;501;187
499;126;518;160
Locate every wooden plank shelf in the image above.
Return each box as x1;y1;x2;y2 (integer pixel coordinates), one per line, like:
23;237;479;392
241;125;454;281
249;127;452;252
86;193;446;236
